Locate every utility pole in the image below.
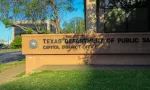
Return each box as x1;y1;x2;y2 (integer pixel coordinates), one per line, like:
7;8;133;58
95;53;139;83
8;36;9;45
79;17;81;32
75;20;76;33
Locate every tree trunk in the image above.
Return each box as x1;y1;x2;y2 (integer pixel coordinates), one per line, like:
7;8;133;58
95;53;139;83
55;17;61;33
49;0;61;33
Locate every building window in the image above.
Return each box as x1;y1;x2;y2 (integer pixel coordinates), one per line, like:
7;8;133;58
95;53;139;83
97;0;148;33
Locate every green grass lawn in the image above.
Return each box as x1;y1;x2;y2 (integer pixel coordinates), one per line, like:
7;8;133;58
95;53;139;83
0;60;25;73
0;49;21;53
15;71;26;77
0;70;150;90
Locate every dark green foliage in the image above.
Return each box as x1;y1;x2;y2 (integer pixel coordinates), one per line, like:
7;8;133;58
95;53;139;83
0;43;4;47
10;36;22;49
0;40;6;48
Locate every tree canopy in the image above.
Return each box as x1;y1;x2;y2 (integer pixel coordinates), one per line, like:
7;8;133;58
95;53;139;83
0;0;75;34
62;17;85;34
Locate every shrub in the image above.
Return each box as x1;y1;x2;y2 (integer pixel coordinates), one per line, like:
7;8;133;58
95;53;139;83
0;43;4;47
10;36;22;49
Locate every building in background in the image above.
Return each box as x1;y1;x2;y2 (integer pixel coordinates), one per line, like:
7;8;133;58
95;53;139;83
12;20;57;40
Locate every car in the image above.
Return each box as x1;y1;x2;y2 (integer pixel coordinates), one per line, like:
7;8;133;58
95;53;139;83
5;46;10;49
0;46;10;49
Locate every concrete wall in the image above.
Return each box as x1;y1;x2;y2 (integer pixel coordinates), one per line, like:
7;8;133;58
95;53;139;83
22;34;150;74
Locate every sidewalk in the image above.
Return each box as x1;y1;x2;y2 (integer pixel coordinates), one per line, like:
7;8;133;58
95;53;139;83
0;64;25;85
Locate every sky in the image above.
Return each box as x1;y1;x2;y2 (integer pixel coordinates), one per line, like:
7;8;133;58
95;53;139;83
0;0;84;44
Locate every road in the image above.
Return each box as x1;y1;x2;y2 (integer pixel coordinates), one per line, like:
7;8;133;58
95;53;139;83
0;51;25;63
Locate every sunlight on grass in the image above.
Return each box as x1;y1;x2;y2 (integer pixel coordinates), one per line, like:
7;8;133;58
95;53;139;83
0;60;25;73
